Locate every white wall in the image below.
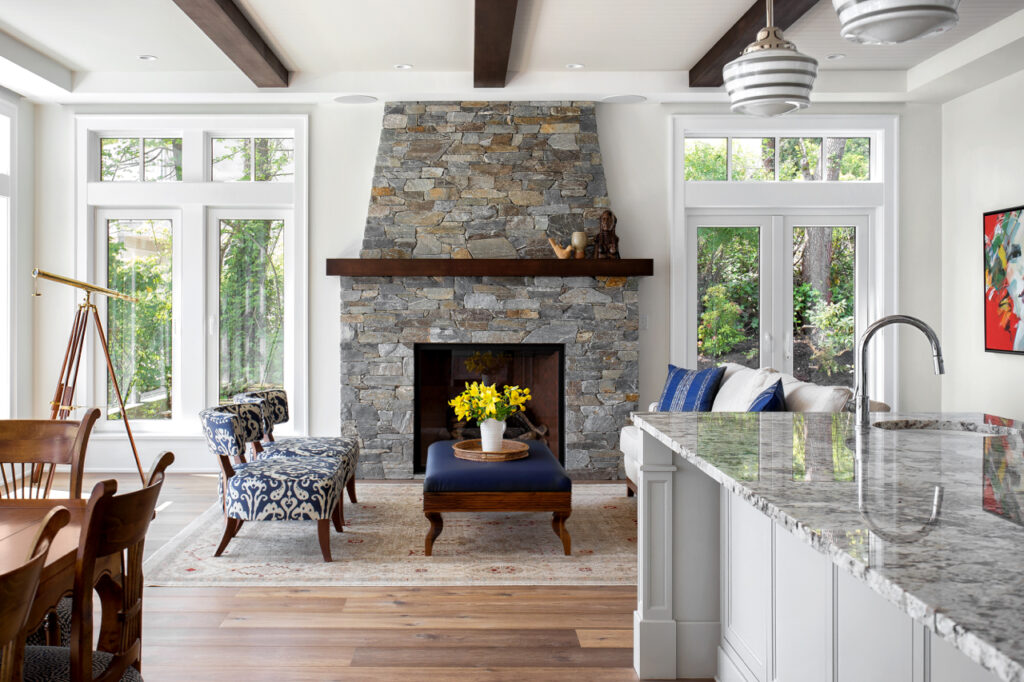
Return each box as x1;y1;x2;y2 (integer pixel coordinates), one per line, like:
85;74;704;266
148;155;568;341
26;98;945;471
941;69;1024;420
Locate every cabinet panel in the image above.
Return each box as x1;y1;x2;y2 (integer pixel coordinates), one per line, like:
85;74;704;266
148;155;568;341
722;490;772;680
774;525;833;682
931;631;1001;682
837;570;913;682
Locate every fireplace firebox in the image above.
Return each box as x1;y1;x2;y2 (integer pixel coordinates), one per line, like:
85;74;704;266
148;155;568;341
413;343;565;474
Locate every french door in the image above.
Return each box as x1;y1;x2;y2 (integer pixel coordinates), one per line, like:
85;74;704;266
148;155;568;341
688;213;869;388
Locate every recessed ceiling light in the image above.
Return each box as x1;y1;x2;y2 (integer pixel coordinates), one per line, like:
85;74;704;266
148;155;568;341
138;54;158;61
826;53;847;61
393;63;413;70
565;63;585;70
602;94;647;104
335;94;379;104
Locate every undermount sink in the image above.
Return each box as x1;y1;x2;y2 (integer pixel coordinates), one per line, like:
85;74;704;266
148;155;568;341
871;419;1022;438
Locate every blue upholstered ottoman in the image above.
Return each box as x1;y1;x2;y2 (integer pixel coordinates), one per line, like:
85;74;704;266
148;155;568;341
422;440;572;556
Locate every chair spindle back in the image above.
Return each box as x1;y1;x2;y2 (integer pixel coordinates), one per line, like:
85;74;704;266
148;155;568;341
0;409;100;499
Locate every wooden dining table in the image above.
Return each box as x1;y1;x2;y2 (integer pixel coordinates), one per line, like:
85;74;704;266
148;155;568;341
0;498;122;648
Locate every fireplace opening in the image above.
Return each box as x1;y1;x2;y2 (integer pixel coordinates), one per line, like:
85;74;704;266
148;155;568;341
413;343;565;474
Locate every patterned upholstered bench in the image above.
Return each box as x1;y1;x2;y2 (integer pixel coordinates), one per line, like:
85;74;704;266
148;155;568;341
233;389;360;505
199;403;349;562
422;440;572;556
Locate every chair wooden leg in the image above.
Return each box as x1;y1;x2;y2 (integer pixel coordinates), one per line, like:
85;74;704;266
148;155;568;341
552;511;571;555
317;519;333;562
346;474;357;503
332;497;344;532
424;512;443;556
215;517;242;557
625;477;637;497
626;485;635;497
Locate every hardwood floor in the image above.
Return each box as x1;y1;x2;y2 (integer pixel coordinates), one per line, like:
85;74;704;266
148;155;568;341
80;473;645;681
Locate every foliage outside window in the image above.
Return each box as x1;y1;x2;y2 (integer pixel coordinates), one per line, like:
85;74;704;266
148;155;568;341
107;219;173;420
685;136;870;182
211;137;294;182
219;219;285;401
100;138;182;182
697;227;760;370
792;226;856;386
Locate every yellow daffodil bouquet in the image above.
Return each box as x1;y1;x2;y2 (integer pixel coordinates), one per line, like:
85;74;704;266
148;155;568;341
448;381;532;425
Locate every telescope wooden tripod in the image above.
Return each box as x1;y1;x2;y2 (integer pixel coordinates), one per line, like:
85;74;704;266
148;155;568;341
49;290;145;482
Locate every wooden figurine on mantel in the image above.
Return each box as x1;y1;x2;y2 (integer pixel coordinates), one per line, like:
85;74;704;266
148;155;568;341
594;210;620;259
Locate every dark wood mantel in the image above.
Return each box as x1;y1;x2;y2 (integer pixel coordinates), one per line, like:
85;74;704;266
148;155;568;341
326;258;654;278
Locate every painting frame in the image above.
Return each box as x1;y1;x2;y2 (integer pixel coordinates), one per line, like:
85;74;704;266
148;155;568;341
984;204;1024;355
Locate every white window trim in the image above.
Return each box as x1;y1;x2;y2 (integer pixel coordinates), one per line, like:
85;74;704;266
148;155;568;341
75;114;309;436
0;93;17;419
671;114;898;407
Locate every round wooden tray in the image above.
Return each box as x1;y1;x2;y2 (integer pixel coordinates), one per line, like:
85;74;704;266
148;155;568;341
452;439;530;462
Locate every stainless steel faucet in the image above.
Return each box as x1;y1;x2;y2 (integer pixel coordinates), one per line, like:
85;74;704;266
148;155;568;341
855;314;945;427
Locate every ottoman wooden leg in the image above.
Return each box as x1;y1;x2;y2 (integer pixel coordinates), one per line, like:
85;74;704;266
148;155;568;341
346;475;358;503
317;519;333;562
552;511;571;555
424;512;443;556
215;518;243;557
332;498;344;532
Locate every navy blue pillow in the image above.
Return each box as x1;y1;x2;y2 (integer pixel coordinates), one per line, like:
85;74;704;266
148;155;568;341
657;365;726;412
748;379;786;412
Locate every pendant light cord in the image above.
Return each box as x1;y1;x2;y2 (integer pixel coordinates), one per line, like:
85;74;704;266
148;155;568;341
766;0;774;28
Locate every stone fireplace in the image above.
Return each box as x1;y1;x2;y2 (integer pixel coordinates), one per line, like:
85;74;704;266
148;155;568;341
337;101;645;479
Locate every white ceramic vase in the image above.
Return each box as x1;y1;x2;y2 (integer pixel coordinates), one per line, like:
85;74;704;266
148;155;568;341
480;418;506;452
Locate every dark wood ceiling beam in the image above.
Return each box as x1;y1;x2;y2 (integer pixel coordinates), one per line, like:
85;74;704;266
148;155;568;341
474;0;519;88
688;0;820;88
171;0;289;87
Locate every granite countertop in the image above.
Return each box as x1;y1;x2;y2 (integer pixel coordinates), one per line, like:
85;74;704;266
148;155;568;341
632;411;1024;682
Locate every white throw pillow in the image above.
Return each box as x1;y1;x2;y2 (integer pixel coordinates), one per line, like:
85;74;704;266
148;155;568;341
712;365;780;411
779;373;852;413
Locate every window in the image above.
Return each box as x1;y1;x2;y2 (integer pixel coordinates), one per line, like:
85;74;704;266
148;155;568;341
100;137;183;182
218;218;285;401
211;137;294;182
673;115;896;405
78;115;307;433
685;135;871;182
105;217;173;420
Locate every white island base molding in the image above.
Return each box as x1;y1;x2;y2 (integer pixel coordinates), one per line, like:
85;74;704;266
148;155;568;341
633;425;1000;682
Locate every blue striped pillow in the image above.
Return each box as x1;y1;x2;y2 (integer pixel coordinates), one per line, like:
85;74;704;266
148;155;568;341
657;365;726;412
748;379;786;412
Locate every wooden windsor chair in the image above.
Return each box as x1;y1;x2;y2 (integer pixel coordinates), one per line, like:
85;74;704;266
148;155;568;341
0;507;70;682
0;409;100;500
22;451;174;682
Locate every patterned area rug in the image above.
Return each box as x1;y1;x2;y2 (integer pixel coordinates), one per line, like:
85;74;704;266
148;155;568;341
144;483;637;586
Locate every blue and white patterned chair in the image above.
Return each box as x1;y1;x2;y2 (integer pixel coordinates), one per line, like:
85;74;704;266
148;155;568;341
199;403;350;562
233;389;360;504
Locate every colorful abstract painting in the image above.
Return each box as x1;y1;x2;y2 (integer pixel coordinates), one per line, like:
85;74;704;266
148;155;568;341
984;205;1024;353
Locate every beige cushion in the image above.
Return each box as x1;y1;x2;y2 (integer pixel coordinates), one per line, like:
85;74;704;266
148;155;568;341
620;425;642;482
712;365;780;411
779;373;852;412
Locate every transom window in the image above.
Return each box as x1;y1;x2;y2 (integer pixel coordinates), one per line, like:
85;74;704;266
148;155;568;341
684;136;871;182
78;115;308;434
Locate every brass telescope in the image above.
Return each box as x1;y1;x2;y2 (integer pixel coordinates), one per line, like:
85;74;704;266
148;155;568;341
32;268;139;303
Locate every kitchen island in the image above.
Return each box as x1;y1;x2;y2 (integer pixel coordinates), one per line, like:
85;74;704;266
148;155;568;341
632;411;1024;681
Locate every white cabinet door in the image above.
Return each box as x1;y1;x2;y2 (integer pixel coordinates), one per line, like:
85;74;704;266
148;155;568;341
836;570;914;682
931;632;1001;682
721;490;772;681
774;525;833;682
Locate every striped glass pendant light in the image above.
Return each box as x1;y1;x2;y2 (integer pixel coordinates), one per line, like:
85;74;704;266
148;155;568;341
722;0;818;117
833;0;959;44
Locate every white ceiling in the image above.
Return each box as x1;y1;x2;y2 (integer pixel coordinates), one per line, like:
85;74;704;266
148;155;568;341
0;0;1020;102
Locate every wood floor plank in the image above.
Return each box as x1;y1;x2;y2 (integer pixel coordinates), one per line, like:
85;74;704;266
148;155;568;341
143;666;641;682
221;611;634;630
142;644;355;668
142;626;583;648
350;645;633;668
577;628;635;648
